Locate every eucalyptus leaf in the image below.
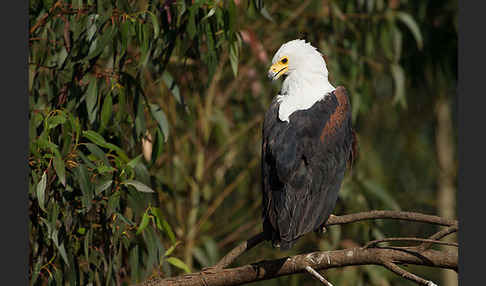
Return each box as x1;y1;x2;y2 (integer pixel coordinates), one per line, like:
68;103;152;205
136;211;150;235
36;172;47;212
53;153;66;186
122;180;155;193
396;12;423;50
391;64;407;108
148;11;160;39
166;257;190;273
149;104;170;142
95;179;113;195
100;93;113;132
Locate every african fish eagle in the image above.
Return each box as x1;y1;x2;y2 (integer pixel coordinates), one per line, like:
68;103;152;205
262;39;357;249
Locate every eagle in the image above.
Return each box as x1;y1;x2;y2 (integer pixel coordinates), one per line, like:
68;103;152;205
262;39;357;249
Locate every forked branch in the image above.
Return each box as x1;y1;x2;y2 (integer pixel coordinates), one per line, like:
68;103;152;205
134;210;458;286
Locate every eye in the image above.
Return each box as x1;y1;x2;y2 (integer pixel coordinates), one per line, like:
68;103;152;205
281;57;288;64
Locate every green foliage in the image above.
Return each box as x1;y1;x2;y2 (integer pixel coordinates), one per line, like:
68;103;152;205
29;0;263;284
29;0;456;285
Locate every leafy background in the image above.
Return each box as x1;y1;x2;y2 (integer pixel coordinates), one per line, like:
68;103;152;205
29;0;457;285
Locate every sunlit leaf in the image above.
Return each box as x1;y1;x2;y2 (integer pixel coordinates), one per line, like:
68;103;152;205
36;172;47;212
391;64;407;108
202;7;216;21
396;12;423;50
164;241;180;257
136;211;150;235
150;104;170;142
166;257;190;273
161;71;181;104
47;114;66;130
122;180;155;193
148;11;160;39
152;207;176;243
100;93;113;132
95;179;113;195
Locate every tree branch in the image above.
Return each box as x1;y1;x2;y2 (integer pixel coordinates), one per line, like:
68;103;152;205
213;210;457;269
304;266;334;286
213;232;265;269
381;260;438;286
135;247;456;286
134;211;458;286
325;210;457;227
418;224;459;252
364;237;458;249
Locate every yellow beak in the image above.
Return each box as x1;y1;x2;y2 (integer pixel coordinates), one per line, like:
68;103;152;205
268;62;289;81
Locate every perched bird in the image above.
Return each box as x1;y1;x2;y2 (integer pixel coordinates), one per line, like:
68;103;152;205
262;39;357;249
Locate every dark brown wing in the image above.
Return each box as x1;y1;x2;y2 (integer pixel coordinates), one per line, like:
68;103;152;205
262;86;354;249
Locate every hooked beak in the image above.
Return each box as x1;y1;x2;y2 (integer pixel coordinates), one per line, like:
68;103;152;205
268;62;288;81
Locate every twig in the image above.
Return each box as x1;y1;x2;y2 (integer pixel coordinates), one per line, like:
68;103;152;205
364;237;458;249
214;232;265;269
381;260;438;286
304;266;333;286
428;224;458;241
418;224;459;252
326;210;457;227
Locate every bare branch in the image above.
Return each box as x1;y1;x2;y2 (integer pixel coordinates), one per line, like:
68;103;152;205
418;224;459;252
381;260;438;286
364;237;459;249
214;232;265;269
304;266;333;286
326;210;457;227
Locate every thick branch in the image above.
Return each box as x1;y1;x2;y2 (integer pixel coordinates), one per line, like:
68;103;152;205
136;247;456;286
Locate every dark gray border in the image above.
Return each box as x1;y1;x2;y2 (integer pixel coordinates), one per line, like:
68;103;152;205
458;1;483;285
0;1;29;283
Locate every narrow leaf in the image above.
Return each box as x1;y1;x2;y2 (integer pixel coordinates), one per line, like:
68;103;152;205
396;12;423;50
53;154;66;186
85;79;98;124
164;241;181;257
37;172;47;212
47;115;67;130
100;93;113;132
161;71;181;104
152;207;176;243
95;179;113;195
202;7;216;21
149;104;170;142
166;257;191;273
122;180;155;193
148;11;160;39
136;211;150;235
391;64;407;108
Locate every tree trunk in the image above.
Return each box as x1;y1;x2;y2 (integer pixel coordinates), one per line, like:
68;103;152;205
435;96;457;286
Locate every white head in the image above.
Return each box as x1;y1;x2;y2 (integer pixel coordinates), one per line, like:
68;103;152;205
268;39;330;81
267;39;335;122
